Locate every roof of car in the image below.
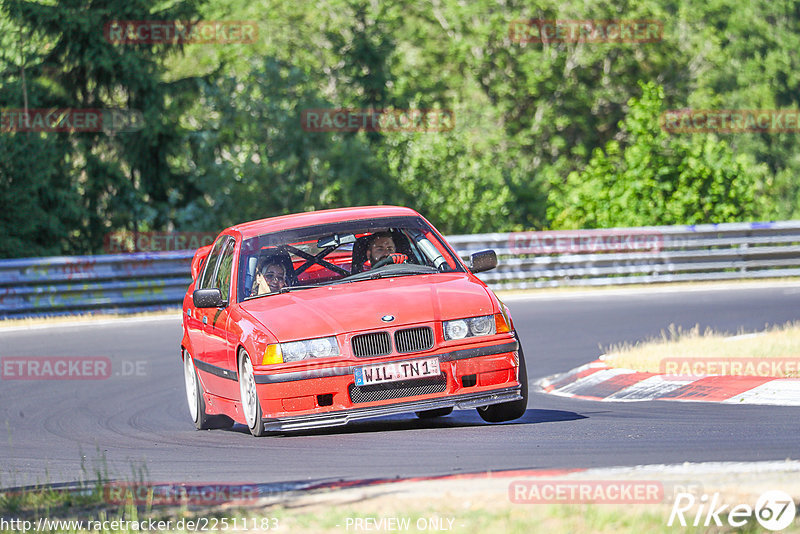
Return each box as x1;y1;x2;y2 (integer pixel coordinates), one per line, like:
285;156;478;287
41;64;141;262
229;206;422;239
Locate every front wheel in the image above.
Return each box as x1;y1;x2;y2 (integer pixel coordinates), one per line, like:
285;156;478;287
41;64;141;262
477;340;528;423
183;350;233;430
238;350;266;437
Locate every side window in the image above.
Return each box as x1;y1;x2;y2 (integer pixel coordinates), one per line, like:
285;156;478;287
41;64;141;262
214;240;235;302
198;236;229;290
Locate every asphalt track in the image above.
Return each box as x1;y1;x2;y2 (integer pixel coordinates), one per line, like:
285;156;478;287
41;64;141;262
2;283;800;488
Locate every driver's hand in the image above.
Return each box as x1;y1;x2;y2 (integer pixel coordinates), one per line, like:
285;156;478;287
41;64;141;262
253;272;269;295
386;253;408;264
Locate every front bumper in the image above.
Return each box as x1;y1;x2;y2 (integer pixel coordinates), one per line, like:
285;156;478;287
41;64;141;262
260;385;522;432
254;339;522;431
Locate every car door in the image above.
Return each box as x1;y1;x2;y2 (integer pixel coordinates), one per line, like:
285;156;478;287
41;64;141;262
191;236;235;398
186;237;226;363
202;237;240;399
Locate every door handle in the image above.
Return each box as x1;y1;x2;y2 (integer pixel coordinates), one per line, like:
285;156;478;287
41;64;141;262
202;316;208;325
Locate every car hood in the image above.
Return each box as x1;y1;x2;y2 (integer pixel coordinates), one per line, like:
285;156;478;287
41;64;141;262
239;273;496;341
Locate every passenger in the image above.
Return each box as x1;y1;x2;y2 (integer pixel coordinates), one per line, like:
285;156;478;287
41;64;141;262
252;257;289;296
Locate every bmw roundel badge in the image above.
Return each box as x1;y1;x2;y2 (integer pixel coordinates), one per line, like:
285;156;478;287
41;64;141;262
381;315;395;322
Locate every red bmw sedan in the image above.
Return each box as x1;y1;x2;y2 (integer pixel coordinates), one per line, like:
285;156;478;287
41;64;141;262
181;206;527;436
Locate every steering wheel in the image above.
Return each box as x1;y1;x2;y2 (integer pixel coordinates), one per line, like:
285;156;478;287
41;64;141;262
370;253;408;269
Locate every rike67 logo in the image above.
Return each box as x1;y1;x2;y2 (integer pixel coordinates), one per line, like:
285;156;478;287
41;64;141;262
669;490;796;531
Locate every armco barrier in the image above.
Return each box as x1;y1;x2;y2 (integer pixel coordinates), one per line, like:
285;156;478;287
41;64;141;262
450;220;800;290
1;221;799;318
0;252;193;318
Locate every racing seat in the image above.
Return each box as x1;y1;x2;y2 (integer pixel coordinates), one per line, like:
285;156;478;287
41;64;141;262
350;231;414;274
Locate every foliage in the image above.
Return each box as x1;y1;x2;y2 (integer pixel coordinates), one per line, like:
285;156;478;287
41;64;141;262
173;57;389;229
548;82;769;228
1;0;798;257
0;0;203;256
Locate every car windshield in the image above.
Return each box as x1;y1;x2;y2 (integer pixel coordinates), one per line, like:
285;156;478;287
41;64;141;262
237;215;463;302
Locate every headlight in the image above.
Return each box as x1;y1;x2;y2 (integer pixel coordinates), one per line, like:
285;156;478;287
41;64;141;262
262;336;340;365
444;319;469;340
469;315;494;336
443;315;496;340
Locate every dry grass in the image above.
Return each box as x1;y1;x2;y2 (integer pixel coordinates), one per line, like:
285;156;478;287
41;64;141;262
603;322;800;377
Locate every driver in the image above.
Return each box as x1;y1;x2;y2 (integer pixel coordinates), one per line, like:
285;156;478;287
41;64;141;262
366;232;408;268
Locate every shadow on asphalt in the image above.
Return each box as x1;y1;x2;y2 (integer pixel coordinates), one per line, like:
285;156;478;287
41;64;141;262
223;408;586;438
514;408;587;424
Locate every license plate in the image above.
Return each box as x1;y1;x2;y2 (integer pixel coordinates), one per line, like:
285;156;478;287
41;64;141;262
354;357;440;386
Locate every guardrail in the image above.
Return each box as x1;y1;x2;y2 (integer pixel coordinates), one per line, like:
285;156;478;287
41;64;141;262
1;221;799;318
452;220;800;290
0;252;193;318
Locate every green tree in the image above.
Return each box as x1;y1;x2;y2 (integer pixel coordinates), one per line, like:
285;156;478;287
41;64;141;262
548;82;769;228
680;0;800;220
174;58;391;230
0;0;204;257
5;0;799;257
0;132;84;257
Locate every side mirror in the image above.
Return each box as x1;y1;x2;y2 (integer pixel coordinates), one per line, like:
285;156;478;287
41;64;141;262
193;288;226;308
470;250;497;273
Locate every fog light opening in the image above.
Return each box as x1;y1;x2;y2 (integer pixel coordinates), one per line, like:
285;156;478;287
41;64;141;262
461;374;477;388
317;393;333;407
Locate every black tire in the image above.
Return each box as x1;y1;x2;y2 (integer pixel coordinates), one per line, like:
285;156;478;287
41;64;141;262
477;339;528;423
415;407;454;419
238;350;267;437
183;351;233;430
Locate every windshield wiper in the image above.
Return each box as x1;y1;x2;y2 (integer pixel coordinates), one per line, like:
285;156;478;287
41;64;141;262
279;284;322;293
367;270;425;280
336;265;439;283
244;285;318;300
